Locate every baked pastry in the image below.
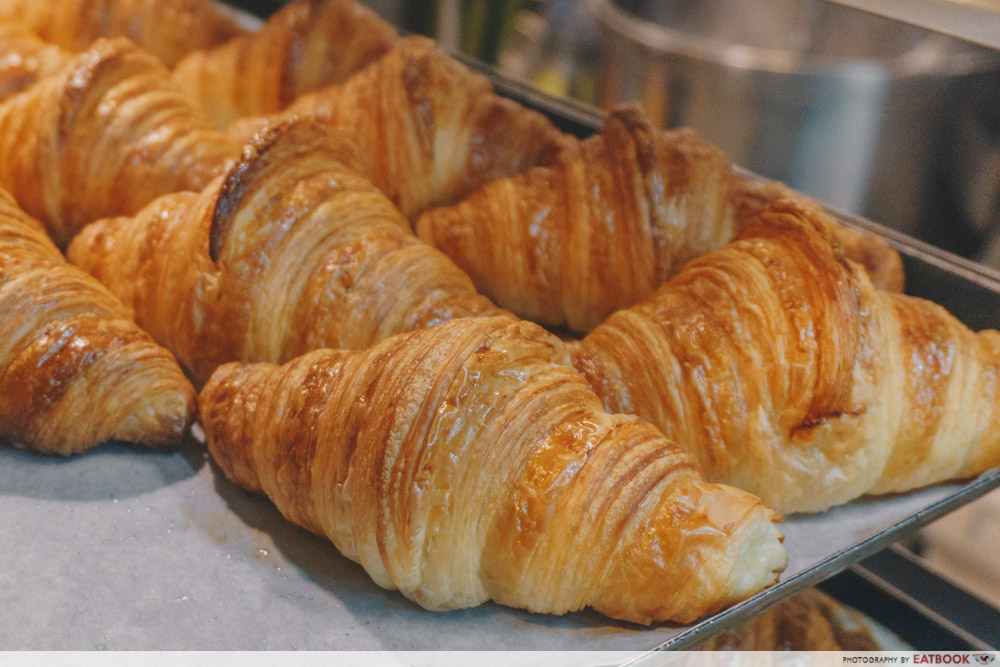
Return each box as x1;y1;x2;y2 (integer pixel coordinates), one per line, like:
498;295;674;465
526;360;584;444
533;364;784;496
199;315;787;624
698;589;881;650
226;36;572;219
0;0;245;67
173;0;400;128
730;175;905;294
571;200;1000;514
67;119;502;382
0;25;70;102
0;37;239;246
0;188;195;455
416;106;904;331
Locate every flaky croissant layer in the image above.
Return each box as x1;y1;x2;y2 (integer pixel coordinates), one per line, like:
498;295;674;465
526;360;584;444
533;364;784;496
416;107;904;332
0;0;245;67
571;201;1000;513
200;316;786;624
0;26;70;102
0;189;195;455
0;37;238;247
67;119;502;383
226;36;571;220
173;0;400;127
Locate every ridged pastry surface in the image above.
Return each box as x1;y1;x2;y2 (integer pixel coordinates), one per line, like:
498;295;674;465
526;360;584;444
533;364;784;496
257;36;572;219
0;37;238;246
572;201;1000;513
67;119;503;382
173;0;400;127
0;0;245;67
200;315;786;624
0;25;70;102
416;107;903;332
0;188;195;455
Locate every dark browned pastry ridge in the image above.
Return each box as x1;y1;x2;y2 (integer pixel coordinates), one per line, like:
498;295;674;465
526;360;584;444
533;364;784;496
571;200;1000;514
0;188;195;455
199;315;787;624
67;118;503;382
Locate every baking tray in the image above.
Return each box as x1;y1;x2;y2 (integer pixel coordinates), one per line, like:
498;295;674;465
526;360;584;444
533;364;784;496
819;546;1000;650
3;1;1000;653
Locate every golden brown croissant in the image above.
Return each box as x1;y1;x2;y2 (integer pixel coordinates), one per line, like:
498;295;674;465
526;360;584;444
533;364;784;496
67;119;503;382
571;200;1000;514
226;36;572;219
0;0;245;67
199;315;787;624
0;188;195;455
0;37;239;246
416;106;732;331
416;106;904;332
0;26;70;102
172;0;400;128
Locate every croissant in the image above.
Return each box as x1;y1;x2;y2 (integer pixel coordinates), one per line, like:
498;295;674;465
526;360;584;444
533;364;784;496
67;119;503;382
199;315;787;624
570;200;1000;514
0;37;239;246
730;175;905;294
0;188;195;455
0;26;70;102
415;106;904;332
172;0;400;128
226;36;572;219
0;0;245;67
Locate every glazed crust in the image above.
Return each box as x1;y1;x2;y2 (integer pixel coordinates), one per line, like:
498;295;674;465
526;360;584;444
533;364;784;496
416;106;904;332
571;201;1000;514
199;315;786;624
0;189;195;455
66;119;502;382
0;0;245;67
0;26;70;102
417;106;734;331
173;0;400;127
227;36;572;220
0;37;238;246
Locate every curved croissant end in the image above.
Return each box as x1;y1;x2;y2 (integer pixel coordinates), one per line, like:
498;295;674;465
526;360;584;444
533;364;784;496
0;189;195;455
572;200;1000;513
0;37;238;247
199;316;786;624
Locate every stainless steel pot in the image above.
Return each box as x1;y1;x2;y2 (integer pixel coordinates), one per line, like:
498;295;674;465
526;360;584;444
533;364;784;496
588;0;1000;253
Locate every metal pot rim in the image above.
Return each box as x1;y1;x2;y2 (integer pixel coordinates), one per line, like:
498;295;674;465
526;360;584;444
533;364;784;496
586;0;1000;78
